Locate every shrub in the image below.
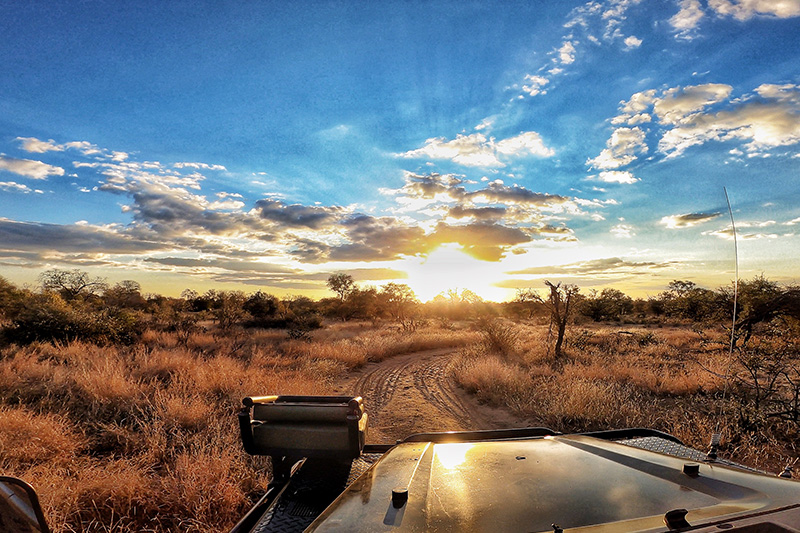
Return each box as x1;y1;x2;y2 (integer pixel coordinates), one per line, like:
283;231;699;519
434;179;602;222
477;318;520;356
3;294;143;345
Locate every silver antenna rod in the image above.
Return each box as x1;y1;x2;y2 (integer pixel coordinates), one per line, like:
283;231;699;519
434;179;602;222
709;187;739;461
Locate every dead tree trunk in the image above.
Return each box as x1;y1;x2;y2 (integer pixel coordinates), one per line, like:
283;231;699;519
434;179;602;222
545;281;578;361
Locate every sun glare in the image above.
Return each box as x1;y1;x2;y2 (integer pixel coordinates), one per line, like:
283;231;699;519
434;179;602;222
403;244;508;302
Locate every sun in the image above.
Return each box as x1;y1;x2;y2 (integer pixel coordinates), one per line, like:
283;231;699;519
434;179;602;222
403;244;508;302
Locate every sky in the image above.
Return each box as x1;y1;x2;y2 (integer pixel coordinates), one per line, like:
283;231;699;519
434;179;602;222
0;0;799;302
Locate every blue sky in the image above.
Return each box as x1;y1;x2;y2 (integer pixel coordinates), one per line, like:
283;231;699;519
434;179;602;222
1;0;798;301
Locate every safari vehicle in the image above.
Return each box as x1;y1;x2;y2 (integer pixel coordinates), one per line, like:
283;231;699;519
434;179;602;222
4;395;800;533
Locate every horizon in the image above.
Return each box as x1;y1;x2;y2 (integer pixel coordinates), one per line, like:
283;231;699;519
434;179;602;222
1;1;799;301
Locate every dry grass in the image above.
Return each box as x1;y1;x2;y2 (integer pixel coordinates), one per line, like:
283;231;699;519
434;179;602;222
453;323;798;471
2;320;796;531
0;321;478;532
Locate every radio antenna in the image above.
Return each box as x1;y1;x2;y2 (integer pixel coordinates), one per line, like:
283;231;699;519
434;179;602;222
707;187;739;462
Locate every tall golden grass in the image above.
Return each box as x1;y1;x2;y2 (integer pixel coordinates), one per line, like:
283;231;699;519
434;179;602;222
1;320;796;531
453;324;798;471
0;322;473;532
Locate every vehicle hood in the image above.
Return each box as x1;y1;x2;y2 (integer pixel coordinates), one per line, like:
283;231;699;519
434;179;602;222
306;434;800;532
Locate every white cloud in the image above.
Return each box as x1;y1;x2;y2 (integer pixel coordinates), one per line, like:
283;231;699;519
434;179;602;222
613;89;657;125
216;192;243;199
495;131;555;157
15;137;63;153
703;227;780;240
0;181;36;193
611;223;635;237
670;0;705;36
16;137;105;157
557;41;577;64
174;162;227;171
0;155;65;180
597;170;640;183
755;83;800;103
400;131;554;167
522;75;549;96
475;118;494;131
708;0;800;20
62;141;102;156
587;127;648;169
623;35;643;49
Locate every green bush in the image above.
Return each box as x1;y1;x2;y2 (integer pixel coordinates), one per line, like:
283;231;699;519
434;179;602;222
3;294;143;345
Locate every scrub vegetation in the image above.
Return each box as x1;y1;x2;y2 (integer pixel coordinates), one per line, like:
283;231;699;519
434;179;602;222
0;270;798;532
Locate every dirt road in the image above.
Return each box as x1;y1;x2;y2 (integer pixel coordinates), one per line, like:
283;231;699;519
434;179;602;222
333;347;527;444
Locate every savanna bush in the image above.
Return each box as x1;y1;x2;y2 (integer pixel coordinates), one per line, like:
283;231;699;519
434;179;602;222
3;293;143;345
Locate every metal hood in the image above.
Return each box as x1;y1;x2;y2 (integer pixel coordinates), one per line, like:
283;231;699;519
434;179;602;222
306;435;800;532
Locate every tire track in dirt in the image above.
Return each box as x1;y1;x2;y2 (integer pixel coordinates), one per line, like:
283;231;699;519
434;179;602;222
335;347;526;444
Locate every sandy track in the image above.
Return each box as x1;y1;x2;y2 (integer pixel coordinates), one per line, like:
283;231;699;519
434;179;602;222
333;347;526;444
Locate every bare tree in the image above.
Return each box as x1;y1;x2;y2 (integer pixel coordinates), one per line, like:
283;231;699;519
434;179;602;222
39;268;107;300
544;280;579;360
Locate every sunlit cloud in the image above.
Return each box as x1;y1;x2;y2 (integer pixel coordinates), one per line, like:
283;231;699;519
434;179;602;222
661;212;722;228
703;226;780;240
0;155;65;180
653;83;733;126
399;133;501;167
709;0;800;20
586;127;648;169
658;86;800;156
399;130;554;167
670;0;800;37
602;82;800;162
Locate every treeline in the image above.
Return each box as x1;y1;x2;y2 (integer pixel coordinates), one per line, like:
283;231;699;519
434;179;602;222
0;268;797;347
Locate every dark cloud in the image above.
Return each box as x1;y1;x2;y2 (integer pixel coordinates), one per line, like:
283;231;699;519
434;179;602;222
661;212;722;228
143;257;297;274
472;182;570;207
210;275;324;290
508;257;676;276
328;215;429;261
0;219;167;254
127;185;265;236
397;172;467;200
254;198;342;229
289;238;334;263
447;205;507;221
